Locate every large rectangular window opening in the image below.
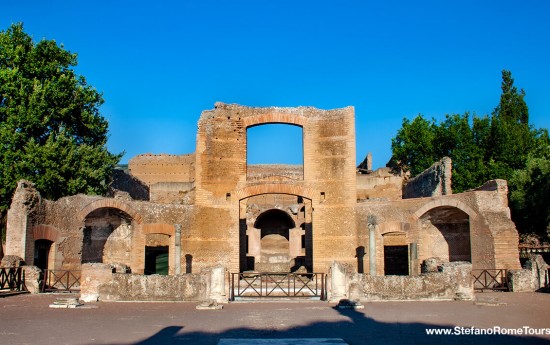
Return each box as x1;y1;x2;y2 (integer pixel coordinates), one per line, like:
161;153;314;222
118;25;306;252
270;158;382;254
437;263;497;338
246;123;304;181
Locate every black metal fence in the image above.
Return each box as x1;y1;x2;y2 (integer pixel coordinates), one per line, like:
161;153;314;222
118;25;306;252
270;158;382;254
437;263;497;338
472;269;509;291
41;270;81;293
0;267;25;292
230;272;326;301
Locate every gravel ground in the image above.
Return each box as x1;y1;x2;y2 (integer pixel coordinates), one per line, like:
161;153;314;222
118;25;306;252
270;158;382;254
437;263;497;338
0;292;549;345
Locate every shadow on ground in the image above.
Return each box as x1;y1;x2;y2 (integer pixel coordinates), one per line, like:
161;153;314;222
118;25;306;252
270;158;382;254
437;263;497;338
104;306;549;345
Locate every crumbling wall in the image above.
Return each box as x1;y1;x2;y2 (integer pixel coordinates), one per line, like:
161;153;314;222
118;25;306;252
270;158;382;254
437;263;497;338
108;169;149;201
5;181;45;263
508;254;549;292
247;164;303;181
149;182;195;204
347;261;473;301
357;180;521;274
80;263;223;302
128;153;195;186
403;157;452;198
356;167;404;201
99;273;206;301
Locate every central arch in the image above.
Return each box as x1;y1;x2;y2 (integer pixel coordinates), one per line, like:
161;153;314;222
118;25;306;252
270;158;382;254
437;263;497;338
255;209;295;272
239;193;313;273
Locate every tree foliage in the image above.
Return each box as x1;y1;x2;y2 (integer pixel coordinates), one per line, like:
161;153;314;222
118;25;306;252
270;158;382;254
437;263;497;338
390;70;550;240
509;145;550;240
0;23;121;213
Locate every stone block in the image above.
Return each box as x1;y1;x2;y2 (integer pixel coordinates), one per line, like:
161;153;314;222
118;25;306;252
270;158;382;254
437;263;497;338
507;269;535;292
22;266;42;293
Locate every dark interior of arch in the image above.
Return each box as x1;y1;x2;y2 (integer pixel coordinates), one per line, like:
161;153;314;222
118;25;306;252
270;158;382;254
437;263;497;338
254;208;296;237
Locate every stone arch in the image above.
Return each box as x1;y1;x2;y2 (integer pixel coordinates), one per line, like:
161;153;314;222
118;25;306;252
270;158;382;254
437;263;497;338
80;202;138;265
242;113;307;129
234;184;315;201
32;225;60;271
413;198;478;221
416;203;473;263
78;199;143;224
142;224;174;276
32;225;60;242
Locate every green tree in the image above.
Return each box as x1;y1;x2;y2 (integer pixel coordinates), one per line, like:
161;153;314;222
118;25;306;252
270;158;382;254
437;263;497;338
389;70;550;240
509;145;550;240
0;23;121;214
488;70;535;178
390;115;437;176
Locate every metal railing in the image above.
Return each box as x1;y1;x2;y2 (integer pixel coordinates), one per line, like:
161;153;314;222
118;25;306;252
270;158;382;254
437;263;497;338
230;272;325;301
472;269;509;292
41;270;81;293
0;267;25;292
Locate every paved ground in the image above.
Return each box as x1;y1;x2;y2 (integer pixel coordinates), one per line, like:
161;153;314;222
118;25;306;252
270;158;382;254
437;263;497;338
0;292;549;345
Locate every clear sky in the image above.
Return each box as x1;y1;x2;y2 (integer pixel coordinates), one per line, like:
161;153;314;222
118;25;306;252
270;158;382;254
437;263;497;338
3;1;550;168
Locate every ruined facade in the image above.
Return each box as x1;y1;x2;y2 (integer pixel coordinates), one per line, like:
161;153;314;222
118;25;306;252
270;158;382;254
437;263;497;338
4;103;521;288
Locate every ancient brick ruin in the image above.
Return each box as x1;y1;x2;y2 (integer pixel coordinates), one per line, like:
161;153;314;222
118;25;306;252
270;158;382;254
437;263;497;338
3;103;523;301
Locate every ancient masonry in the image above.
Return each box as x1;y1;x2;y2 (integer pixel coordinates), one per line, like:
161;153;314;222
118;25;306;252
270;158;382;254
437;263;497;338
3;103;522;300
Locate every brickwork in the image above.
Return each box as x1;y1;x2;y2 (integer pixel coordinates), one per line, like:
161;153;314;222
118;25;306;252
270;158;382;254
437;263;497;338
128;153;195;185
356;167;404;201
3;103;522;302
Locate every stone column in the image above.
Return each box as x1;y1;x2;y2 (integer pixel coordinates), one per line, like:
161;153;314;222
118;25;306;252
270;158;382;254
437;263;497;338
174;224;182;275
369;225;376;276
409;242;418;275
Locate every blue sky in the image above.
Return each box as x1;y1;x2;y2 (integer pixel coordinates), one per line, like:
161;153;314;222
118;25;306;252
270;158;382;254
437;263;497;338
3;1;550;168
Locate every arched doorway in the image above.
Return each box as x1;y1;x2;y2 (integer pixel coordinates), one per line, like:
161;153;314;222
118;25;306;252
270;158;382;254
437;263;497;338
239;193;312;273
34;239;53;270
144;233;170;275
82;208;134;266
255;209;294;272
419;206;471;262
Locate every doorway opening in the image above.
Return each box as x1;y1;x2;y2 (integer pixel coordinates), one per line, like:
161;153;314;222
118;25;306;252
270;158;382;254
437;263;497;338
145;246;169;275
384;245;409;275
34;239;53;270
239;194;312;273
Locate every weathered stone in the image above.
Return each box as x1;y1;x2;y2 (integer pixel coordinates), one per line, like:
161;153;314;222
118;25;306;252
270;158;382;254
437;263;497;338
346;261;473;301
80;263;113;302
98;273;206;302
509;254;549;292
196;299;223;310
329;261;350;302
421;257;443;273
22;265;41;293
525;254;549;291
1;255;25;267
202;265;226;303
403;157;452;198
508;269;534;292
